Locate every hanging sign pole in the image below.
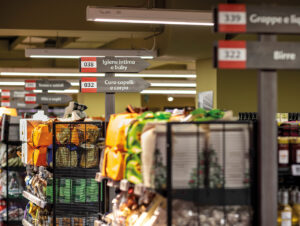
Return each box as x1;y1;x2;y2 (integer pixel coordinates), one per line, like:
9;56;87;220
213;4;285;225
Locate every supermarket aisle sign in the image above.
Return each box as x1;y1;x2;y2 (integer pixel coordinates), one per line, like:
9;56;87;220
80;57;150;73
25;80;71;91
25;93;72;104
0;100;38;108
215;40;300;69
215;4;300;34
80;77;150;93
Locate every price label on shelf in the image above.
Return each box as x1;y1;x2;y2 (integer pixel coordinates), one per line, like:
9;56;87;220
25;94;37;104
291;165;300;176
25;80;37;90
81;77;97;93
217;40;247;69
80;57;97;73
120;179;129;191
134;184;144;196
218;4;246;33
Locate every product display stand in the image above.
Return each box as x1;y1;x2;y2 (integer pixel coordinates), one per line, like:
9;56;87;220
1;115;26;225
52;121;105;225
165;121;256;225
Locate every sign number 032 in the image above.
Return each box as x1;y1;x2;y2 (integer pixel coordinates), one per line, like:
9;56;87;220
81;82;97;89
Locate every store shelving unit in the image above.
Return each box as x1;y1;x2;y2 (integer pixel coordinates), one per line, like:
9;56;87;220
1;115;26;225
164;121;256;226
52;121;105;226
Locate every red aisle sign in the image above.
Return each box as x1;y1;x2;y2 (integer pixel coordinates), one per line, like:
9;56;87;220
25;94;37;104
1;100;10;107
81;77;97;93
25;80;37;90
218;4;246;33
1;90;10;98
81;57;97;73
217;40;247;69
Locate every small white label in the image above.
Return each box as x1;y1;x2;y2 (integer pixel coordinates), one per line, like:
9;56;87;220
281;212;292;226
1;101;10;107
81;61;96;68
81;82;97;89
25;96;36;102
120;179;129;191
292;165;300;176
279;150;289;164
134;184;144;196
297;149;300;163
218;48;247;61
219;12;246;25
1;91;10;97
25;82;36;88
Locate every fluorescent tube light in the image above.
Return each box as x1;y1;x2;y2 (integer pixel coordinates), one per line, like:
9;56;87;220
25;49;157;59
34;89;79;94
0;82;25;86
115;74;196;78
141;90;196;94
0;72;196;78
150;82;196;87
0;72;105;77
87;7;213;26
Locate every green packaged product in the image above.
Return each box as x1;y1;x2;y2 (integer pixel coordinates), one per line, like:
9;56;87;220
125;111;171;184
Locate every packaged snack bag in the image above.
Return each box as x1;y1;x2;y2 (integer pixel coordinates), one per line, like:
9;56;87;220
32;124;52;147
106;113;138;150
101;147;126;181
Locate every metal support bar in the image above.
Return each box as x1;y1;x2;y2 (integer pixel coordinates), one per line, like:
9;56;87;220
257;34;277;226
41;90;49;115
104;73;116;212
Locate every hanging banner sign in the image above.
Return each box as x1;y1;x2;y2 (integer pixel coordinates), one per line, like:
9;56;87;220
1;90;11;98
25;80;71;91
80;77;150;93
80;57;150;73
25;94;72;105
215;4;300;34
215;40;300;69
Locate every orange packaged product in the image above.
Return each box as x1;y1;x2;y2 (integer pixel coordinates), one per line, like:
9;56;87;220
32;146;48;166
105;113;138;150
101;147;126;181
32;124;52;147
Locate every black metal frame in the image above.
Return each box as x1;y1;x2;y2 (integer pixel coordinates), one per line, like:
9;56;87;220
1;115;25;225
52;121;105;226
165;121;257;226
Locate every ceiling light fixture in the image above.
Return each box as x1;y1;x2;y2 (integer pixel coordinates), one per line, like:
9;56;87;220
141;90;196;94
0;82;25;86
115;74;196;78
87;7;213;26
25;49;157;59
0;72;196;78
150;82;196;87
34;89;79;94
168;96;174;102
0;72;105;77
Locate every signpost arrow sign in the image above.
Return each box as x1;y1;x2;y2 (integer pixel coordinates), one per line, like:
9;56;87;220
25;80;71;91
215;4;300;34
10;101;38;109
25;93;72;105
80;57;150;73
215;40;300;69
80;77;150;93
